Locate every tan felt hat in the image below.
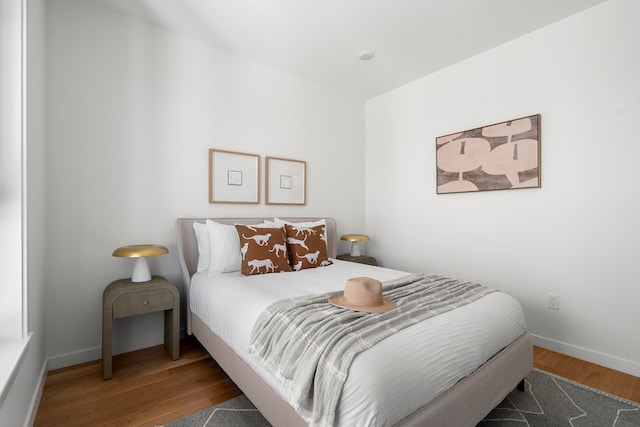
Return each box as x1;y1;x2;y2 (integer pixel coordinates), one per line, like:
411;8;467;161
329;277;397;313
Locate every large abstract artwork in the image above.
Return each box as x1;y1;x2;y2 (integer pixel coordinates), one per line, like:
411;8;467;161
436;114;541;194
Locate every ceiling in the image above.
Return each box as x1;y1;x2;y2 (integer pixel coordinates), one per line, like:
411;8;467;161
87;0;605;100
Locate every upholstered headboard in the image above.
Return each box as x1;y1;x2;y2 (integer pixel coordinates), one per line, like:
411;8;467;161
175;217;337;289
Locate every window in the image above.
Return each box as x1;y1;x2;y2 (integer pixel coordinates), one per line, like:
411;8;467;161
0;0;29;402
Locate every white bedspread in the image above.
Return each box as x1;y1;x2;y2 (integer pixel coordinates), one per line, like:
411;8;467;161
190;260;527;426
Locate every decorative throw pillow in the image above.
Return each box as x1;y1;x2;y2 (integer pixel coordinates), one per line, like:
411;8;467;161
285;224;332;271
235;225;291;276
206;220;243;274
193;222;209;272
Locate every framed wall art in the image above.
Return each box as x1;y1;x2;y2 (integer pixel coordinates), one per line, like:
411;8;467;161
209;149;260;204
265;156;306;205
436;114;541;194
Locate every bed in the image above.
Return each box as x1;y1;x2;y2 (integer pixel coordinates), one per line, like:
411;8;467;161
176;217;532;426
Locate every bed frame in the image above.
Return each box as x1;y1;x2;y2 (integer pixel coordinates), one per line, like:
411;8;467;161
176;217;532;426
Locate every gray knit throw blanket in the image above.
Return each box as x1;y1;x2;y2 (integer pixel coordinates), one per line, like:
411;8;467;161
249;273;495;427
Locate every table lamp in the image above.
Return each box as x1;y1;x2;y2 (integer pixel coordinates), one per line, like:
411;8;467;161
340;234;369;257
112;244;169;282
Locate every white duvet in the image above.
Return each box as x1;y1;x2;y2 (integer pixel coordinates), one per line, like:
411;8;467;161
190;260;527;426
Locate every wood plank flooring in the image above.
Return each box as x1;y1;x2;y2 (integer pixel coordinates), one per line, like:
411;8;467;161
533;346;640;403
34;338;241;427
34;339;640;426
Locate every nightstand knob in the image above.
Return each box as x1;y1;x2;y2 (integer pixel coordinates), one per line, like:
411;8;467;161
143;300;149;305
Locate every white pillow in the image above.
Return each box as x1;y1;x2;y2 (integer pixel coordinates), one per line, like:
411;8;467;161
272;217;325;228
193;222;209;272
206;220;242;274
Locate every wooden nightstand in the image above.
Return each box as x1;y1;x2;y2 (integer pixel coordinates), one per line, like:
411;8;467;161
337;254;378;266
102;275;179;379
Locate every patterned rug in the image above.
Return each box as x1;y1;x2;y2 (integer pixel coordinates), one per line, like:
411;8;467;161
163;369;640;426
162;395;268;427
479;369;640;426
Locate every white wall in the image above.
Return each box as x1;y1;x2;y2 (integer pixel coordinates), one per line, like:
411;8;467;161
366;0;640;376
45;0;365;368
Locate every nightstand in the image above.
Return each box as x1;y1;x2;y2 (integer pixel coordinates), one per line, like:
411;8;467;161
337;254;378;266
102;275;179;379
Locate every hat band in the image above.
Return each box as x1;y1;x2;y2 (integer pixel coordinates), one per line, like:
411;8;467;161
344;294;384;307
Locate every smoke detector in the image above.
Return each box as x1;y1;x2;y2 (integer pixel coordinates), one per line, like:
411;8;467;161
358;51;375;61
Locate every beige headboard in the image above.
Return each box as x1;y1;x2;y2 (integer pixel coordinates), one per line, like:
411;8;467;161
175;217;337;290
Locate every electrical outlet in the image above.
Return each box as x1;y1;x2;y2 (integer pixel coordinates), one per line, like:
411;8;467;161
547;294;559;310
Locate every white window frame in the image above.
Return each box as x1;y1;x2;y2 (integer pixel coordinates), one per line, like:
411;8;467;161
0;0;30;404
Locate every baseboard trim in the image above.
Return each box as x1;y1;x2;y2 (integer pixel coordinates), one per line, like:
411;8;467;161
47;328;187;371
25;358;48;427
47;346;101;371
531;334;640;377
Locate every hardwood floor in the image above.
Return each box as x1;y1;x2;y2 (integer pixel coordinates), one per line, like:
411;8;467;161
533;346;640;403
34;340;640;427
34;338;241;427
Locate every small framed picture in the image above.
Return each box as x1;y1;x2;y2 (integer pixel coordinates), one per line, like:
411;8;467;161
228;170;242;186
209;149;259;204
266;157;306;205
280;175;292;189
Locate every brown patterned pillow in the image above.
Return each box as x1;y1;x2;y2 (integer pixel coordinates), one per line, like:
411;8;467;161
235;225;291;276
285;224;333;271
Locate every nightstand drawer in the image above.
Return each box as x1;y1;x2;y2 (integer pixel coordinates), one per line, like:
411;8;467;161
112;289;174;318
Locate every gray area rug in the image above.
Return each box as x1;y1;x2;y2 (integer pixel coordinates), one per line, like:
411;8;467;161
162;394;269;427
479;369;640;426
163;369;640;426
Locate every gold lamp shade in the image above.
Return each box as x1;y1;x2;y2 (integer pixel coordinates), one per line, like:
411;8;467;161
340;234;370;257
112;244;168;258
112;244;168;283
340;234;370;242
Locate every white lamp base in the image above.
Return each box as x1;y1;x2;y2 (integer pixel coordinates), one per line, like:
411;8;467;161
131;257;151;282
349;242;361;257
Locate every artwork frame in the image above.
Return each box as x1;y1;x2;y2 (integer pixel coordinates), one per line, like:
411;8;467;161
209;149;260;204
265;156;306;205
436;114;541;194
